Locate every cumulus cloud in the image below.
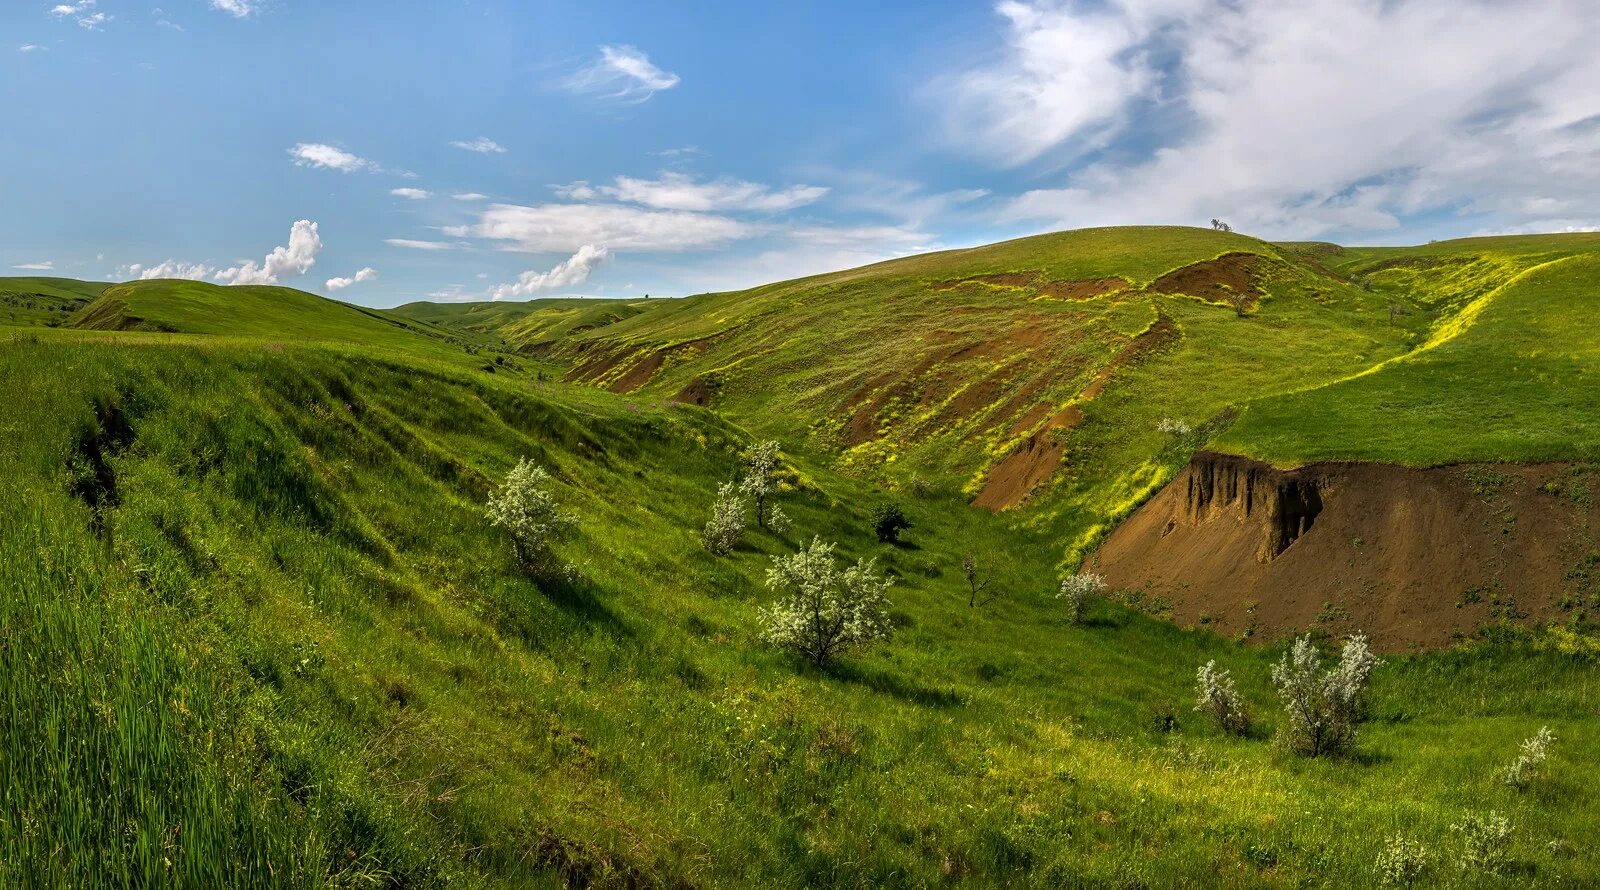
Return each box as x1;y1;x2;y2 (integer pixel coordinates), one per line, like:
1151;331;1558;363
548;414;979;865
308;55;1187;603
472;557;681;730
488;245;610;300
11;261;53;271
390;188;431;199
557;172;828;213
565;45;680;102
213;220;323;285
122;260;214;281
953;0;1600;239
450;137;506;154
326;267;378;292
385;238;460;251
453;203;752;253
209;0;256;17
50;1;107;28
289;143;377;173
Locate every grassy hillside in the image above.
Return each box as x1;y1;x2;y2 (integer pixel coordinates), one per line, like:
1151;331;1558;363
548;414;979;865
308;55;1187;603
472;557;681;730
392;297;663;349
0;275;108;326
459;227;1424;563
1217;237;1600;466
3;232;1600;885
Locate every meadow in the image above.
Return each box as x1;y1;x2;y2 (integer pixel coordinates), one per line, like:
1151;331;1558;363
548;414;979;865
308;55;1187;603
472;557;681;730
2;229;1598;886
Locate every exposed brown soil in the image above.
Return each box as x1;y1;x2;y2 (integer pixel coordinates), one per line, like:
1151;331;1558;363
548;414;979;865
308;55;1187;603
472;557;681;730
1093;452;1600;651
1147;252;1262;307
1038;277;1130;301
671;376;715;406
972;308;1180;511
970;405;1084;511
608;350;666;393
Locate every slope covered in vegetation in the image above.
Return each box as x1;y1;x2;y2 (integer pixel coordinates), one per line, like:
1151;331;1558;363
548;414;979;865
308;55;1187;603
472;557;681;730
4;229;1600;885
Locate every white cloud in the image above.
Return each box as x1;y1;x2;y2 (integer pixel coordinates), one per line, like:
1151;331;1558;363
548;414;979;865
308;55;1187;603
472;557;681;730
560;172;828;212
450;137;506;154
50;1;107;28
957;0;1600;239
19;44;45;52
326;267;378;292
452;193;489;201
385;238;460;251
565;45;680;102
944;0;1154;166
455;203;752;252
122;260;214;281
214;220;322;285
390;188;431;200
12;261;54;271
209;0;256;17
488;245;610;300
289;143;377;173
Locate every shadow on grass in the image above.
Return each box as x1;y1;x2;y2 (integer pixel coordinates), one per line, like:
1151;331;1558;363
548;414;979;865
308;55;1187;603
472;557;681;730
537;573;632;637
817;661;964;708
888;539;921;551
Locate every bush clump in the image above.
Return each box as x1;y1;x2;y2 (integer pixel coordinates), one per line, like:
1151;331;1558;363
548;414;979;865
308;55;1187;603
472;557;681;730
1193;660;1250;736
1375;835;1430;887
1058;572;1105;624
870;503;911;543
1501;725;1555;790
486;458;577;579
702;481;747;555
762;537;893;666
1453;811;1512;876
1269;633;1379;757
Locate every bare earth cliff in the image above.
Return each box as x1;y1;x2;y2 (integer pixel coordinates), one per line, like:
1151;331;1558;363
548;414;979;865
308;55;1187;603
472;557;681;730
1094;452;1600;651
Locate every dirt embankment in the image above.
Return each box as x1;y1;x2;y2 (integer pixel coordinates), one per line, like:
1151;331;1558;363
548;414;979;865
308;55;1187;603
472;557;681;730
1093;452;1600;651
972;310;1181;510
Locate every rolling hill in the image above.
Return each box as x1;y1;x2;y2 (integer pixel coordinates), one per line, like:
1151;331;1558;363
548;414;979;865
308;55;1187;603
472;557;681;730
3;228;1599;886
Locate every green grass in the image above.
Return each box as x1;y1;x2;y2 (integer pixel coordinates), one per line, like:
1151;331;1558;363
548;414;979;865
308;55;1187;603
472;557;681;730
1218;245;1600;466
0;275;108;327
2;229;1599;885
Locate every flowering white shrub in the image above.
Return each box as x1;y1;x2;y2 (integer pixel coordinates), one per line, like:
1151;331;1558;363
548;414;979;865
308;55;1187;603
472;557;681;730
768;503;791;535
1194;660;1250;735
1270;633;1381;757
485;458;577;579
1058;572;1105;624
1501;726;1555;790
1375;835;1429;887
702;481;746;556
761;537;893;666
1453;811;1512;876
1157;417;1193;436
740;440;781;529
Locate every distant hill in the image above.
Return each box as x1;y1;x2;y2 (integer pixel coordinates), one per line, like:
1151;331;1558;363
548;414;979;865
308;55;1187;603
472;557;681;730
0;276;109;327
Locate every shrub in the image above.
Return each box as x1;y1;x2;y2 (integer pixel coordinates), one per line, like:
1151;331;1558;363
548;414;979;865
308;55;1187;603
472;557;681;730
1375;835;1429;887
870;503;911;544
1501;725;1555;790
740;440;781;529
1269;633;1380;757
961;554;1000;608
768;503;791;535
1156;417;1192;436
1058;572;1105;624
762;537;893;666
1193;660;1250;735
1453;811;1512;876
702;481;746;556
485;458;577;579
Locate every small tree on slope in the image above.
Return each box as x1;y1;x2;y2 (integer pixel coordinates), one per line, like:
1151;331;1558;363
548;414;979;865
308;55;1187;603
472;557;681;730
486;458;577;580
741;440;781;529
1194;660;1250;736
702;481;746;556
1270;633;1380;757
762;537;893;666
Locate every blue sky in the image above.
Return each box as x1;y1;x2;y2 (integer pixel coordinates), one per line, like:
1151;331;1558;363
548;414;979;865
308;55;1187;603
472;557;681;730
5;1;1599;306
